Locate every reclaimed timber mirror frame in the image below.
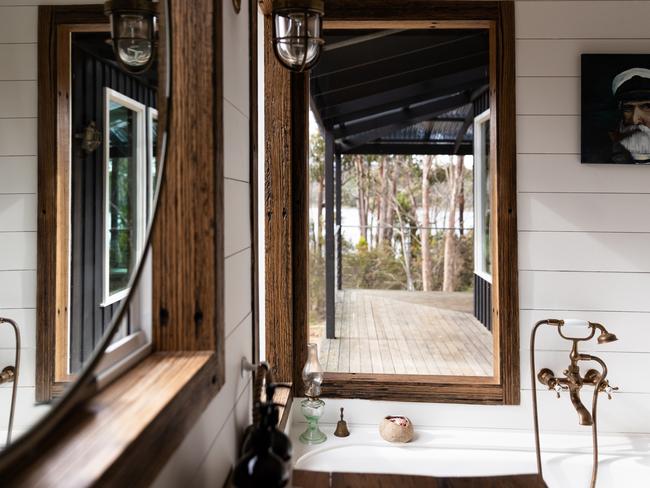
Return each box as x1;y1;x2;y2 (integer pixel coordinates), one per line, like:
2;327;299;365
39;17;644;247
264;0;519;405
0;0;226;484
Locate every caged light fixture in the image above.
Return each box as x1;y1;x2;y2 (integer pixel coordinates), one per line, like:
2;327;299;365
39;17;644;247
272;0;325;72
104;0;157;74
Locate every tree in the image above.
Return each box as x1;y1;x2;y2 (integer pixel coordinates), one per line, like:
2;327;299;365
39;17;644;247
353;155;369;244
343;237;406;290
393;192;415;291
374;156;387;248
442;155;465;292
388;158;419;292
421;155;433;291
458;164;465;236
309;132;325;256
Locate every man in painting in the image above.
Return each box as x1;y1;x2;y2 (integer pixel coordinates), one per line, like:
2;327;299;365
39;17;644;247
610;68;650;163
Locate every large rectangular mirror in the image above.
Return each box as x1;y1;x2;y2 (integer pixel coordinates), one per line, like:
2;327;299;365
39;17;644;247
264;2;518;404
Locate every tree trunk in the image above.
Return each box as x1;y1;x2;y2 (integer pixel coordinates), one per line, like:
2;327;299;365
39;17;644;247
316;177;324;256
387;161;398;243
376;156;387;248
442;155;464;292
421;155;433;291
403;225;414;291
458;160;465;236
354;155;368;245
395;210;414;291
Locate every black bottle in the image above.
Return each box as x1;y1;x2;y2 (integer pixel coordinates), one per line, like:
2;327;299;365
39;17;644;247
239;365;270;458
240;384;292;465
233;386;292;487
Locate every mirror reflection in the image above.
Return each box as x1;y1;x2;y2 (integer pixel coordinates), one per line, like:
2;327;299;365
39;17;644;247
0;3;164;449
308;29;494;377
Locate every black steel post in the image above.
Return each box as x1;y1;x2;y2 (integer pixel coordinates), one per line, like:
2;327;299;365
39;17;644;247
325;132;336;339
335;152;343;291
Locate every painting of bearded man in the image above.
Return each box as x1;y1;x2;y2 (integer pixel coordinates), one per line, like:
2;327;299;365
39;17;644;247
582;54;650;164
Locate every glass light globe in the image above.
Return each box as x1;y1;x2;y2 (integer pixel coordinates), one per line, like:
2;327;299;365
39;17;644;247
273;9;323;71
116;14;152;67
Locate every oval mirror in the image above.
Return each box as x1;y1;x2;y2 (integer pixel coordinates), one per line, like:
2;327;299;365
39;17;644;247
0;0;169;453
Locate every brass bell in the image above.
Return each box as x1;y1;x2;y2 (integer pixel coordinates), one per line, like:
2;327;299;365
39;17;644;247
334;407;350;437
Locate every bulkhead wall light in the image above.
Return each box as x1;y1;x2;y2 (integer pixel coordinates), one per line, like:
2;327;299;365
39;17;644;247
104;0;157;73
272;0;325;72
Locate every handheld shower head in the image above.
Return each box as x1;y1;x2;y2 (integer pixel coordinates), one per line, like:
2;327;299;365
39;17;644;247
591;323;618;344
597;331;618;344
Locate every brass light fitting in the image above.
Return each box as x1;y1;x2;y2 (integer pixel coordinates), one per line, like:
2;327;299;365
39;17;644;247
530;319;619;488
272;0;325;72
104;0;157;74
75;121;102;154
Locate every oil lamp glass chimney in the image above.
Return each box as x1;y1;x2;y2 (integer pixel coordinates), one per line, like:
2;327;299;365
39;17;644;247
299;343;326;444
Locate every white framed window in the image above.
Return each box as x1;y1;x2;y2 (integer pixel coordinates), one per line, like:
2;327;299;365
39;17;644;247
147;107;159;219
473;108;492;283
102;88;147;306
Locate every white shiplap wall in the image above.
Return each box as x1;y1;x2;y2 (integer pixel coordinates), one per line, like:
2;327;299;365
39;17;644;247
515;0;650;430
152;1;253;486
0;3;49;439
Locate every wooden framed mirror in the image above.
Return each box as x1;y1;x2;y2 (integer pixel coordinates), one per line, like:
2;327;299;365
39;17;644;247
264;0;519;405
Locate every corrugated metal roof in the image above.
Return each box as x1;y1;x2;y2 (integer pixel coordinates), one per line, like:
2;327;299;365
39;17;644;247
310;29;488;155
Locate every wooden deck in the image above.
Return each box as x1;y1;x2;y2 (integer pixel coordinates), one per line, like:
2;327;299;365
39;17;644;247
315;289;493;376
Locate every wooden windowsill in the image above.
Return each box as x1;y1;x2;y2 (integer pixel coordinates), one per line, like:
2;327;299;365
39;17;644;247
7;351;221;487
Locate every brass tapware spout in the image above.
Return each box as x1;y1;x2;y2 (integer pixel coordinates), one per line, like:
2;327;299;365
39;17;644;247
537;366;593;425
530;319;619;488
569;389;593;426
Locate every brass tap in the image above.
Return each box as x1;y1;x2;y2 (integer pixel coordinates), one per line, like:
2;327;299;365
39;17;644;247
537;364;593;425
584;368;619;399
531;319;620;488
537;335;619;427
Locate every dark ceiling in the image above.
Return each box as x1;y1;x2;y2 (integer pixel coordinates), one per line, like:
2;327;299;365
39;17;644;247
310;29;489;155
72;31;159;89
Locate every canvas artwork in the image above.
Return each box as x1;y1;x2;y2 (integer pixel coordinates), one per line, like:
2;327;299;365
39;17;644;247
582;54;650;164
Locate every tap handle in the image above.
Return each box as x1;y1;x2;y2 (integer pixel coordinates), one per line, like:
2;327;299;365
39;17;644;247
603;383;619;400
584;369;601;385
537;368;568;398
595;379;618;399
553;383;569;398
